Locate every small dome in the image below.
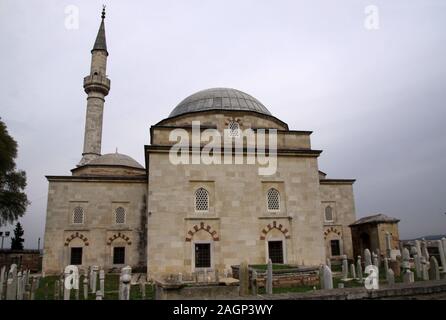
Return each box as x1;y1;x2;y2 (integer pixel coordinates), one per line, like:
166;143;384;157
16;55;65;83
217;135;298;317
88;153;143;169
169;88;272;118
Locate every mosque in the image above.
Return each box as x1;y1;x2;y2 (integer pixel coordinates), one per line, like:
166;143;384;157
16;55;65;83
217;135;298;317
42;9;357;276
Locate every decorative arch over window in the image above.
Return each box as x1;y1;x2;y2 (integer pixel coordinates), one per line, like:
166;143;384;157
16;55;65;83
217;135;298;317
325;206;333;222
185;222;219;242
72;206;84;224
323;227;342;240
260;221;290;240
195;188;209;212
64;232;89;246
107;232;132;245
267;188;280;211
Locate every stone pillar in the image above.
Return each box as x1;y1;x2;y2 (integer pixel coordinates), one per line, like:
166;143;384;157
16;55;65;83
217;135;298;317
265;259;273;295
387;268;395;286
99;269;105;297
350;264;356;279
429;256;440;281
322;265;333;289
421;256;429;281
251;270;258;296
436;240;446;271
364;249;372;267
239;261;250;296
341;255;348;280
356;256;363;282
83;277;88;300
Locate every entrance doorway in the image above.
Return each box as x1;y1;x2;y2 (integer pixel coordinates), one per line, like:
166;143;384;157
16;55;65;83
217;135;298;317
268;241;284;264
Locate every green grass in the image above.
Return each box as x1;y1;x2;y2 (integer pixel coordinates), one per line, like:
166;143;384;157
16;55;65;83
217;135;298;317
250;264;296;271
34;275;154;300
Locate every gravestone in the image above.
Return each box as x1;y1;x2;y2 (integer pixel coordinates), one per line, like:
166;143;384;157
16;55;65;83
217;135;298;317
429;256;440;281
389;256;401;277
99;269;105;297
96;290;103;300
372;253;379;268
421;238;429;260
140;281;146;300
319;265;325;289
387;268;395;286
7;264;17;300
91;266;99;293
341;255;348;280
322;265;333;289
16;271;23;300
402;248;410;272
415;240;422;258
364;249;372;267
83;277;88;300
437;240;446;271
384;257;389;278
421;256;429;281
251;270;258;296
120;266;132;300
239;260;250;296
266;259;273;295
356;256;363;281
414;254;421;279
350;264;356;279
403;270;415;284
442;238;446;265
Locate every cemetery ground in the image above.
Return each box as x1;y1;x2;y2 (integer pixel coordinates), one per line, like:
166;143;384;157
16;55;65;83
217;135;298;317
30;264;404;299
34;274;155;300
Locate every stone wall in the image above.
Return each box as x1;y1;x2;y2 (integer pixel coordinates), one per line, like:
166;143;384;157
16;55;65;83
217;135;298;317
0;250;42;272
319;182;356;259
42;177;147;274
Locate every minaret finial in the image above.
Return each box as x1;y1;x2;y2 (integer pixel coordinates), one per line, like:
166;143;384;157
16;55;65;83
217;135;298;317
101;5;106;20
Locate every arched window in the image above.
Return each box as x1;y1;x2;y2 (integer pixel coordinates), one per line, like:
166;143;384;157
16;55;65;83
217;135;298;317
115;207;126;224
228;120;240;137
195;188;209;212
267;188;280;211
73;206;84;224
325;206;333;222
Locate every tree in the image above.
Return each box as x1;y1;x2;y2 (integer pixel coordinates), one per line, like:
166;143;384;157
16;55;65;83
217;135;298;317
0;118;29;225
10;222;25;250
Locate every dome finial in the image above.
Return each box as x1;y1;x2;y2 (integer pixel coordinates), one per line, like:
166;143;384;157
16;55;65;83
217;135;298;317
101;5;106;20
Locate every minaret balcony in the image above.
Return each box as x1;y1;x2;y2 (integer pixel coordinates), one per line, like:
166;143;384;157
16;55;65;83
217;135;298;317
83;74;111;95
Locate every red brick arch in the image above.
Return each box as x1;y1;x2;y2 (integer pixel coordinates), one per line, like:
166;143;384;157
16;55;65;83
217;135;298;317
64;232;89;246
323;227;342;240
185;222;219;241
107;232;132;245
260;221;290;240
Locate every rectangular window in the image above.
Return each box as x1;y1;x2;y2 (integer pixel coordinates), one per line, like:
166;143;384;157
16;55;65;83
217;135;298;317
331;240;341;256
195;243;211;268
70;247;83;265
268;241;284;264
113;247;125;265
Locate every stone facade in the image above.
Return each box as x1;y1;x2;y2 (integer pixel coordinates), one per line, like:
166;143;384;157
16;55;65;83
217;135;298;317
41;12;358;276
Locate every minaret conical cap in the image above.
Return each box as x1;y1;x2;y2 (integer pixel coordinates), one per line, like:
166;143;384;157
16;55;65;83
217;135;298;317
92;6;107;54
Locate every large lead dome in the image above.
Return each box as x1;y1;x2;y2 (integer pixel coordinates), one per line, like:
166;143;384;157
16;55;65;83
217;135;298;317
169;88;272;118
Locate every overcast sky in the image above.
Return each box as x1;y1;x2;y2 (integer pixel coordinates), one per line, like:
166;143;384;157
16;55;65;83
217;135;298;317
1;0;445;248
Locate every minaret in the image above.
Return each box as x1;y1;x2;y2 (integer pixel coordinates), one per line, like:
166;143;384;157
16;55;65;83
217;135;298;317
78;7;111;166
